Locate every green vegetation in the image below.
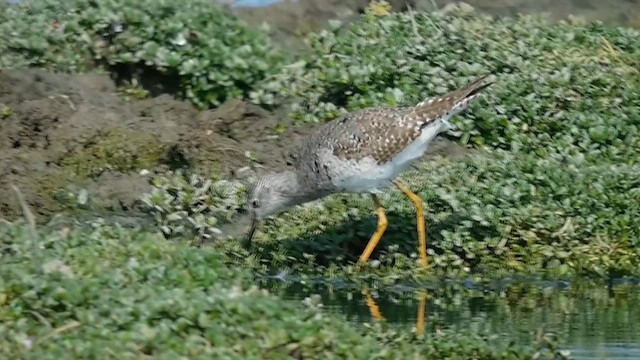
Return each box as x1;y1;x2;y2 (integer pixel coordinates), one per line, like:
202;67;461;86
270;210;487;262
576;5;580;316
141;172;245;241
0;0;286;108
279;7;640;151
2;0;634;281
0;104;12;119
105;4;639;282
0;221;568;359
1;0;639;357
218;156;639;283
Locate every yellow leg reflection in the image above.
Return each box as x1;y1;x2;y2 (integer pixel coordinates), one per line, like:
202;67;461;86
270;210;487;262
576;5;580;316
416;290;427;336
362;288;385;322
362;288;428;335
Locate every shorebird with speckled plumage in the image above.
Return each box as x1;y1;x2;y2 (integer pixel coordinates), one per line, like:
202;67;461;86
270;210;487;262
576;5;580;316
245;75;494;268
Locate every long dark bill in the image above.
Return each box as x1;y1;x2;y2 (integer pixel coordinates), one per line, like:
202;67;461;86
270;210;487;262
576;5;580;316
244;216;259;248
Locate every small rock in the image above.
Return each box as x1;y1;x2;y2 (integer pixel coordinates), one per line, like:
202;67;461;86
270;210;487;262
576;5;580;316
42;259;75;278
234;166;252;179
440;2;474;15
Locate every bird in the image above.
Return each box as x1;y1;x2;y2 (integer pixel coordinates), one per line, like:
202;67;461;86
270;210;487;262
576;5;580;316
245;74;494;268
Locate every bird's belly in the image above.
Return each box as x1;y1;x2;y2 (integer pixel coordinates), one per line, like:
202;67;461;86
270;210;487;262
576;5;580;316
324;123;443;194
336;169;393;193
333;136;437;193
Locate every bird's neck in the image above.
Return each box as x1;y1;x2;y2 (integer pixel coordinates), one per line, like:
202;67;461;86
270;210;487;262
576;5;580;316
279;171;325;206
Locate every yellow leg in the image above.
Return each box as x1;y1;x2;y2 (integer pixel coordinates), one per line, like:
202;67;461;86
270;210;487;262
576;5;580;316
362;288;385;322
357;194;388;268
416;290;427;336
393;179;428;267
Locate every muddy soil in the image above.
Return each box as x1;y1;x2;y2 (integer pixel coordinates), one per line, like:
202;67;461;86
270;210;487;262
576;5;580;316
0;68;470;223
0;69;313;221
426;0;640;28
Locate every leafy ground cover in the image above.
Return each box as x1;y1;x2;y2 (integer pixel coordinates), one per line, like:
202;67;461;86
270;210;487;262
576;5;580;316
0;220;568;359
57;2;636;283
216;156;640;284
0;0;286;108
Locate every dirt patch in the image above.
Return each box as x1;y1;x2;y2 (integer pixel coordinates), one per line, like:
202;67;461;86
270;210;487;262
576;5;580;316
0;69;310;221
425;0;640;28
187;99;315;178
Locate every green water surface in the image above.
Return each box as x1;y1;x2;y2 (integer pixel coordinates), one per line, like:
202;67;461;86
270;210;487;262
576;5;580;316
259;276;640;359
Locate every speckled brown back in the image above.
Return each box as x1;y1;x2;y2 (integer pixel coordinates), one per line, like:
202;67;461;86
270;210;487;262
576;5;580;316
310;75;493;165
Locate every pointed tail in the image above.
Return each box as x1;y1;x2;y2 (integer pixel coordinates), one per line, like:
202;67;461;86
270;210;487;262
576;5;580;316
412;74;494;121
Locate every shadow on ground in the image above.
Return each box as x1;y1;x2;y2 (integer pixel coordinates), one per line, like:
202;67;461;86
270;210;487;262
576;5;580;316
242;187;486;269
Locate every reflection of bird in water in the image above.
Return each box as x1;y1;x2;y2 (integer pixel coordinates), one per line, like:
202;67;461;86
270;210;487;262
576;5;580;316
362;288;428;335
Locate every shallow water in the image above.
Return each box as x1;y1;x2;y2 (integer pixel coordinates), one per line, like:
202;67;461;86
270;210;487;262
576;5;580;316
259;276;640;359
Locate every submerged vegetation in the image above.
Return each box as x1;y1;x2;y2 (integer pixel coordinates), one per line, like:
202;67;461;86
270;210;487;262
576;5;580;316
1;0;639;357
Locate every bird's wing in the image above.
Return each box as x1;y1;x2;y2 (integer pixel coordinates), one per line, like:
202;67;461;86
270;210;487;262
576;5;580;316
325;106;417;165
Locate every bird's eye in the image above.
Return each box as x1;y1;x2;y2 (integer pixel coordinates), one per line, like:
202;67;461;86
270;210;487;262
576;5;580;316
251;200;259;208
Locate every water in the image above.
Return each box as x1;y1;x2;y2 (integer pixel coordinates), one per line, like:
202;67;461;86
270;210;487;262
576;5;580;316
259;276;640;359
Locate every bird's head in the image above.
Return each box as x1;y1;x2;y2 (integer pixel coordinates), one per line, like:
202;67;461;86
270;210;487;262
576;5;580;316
245;171;300;243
